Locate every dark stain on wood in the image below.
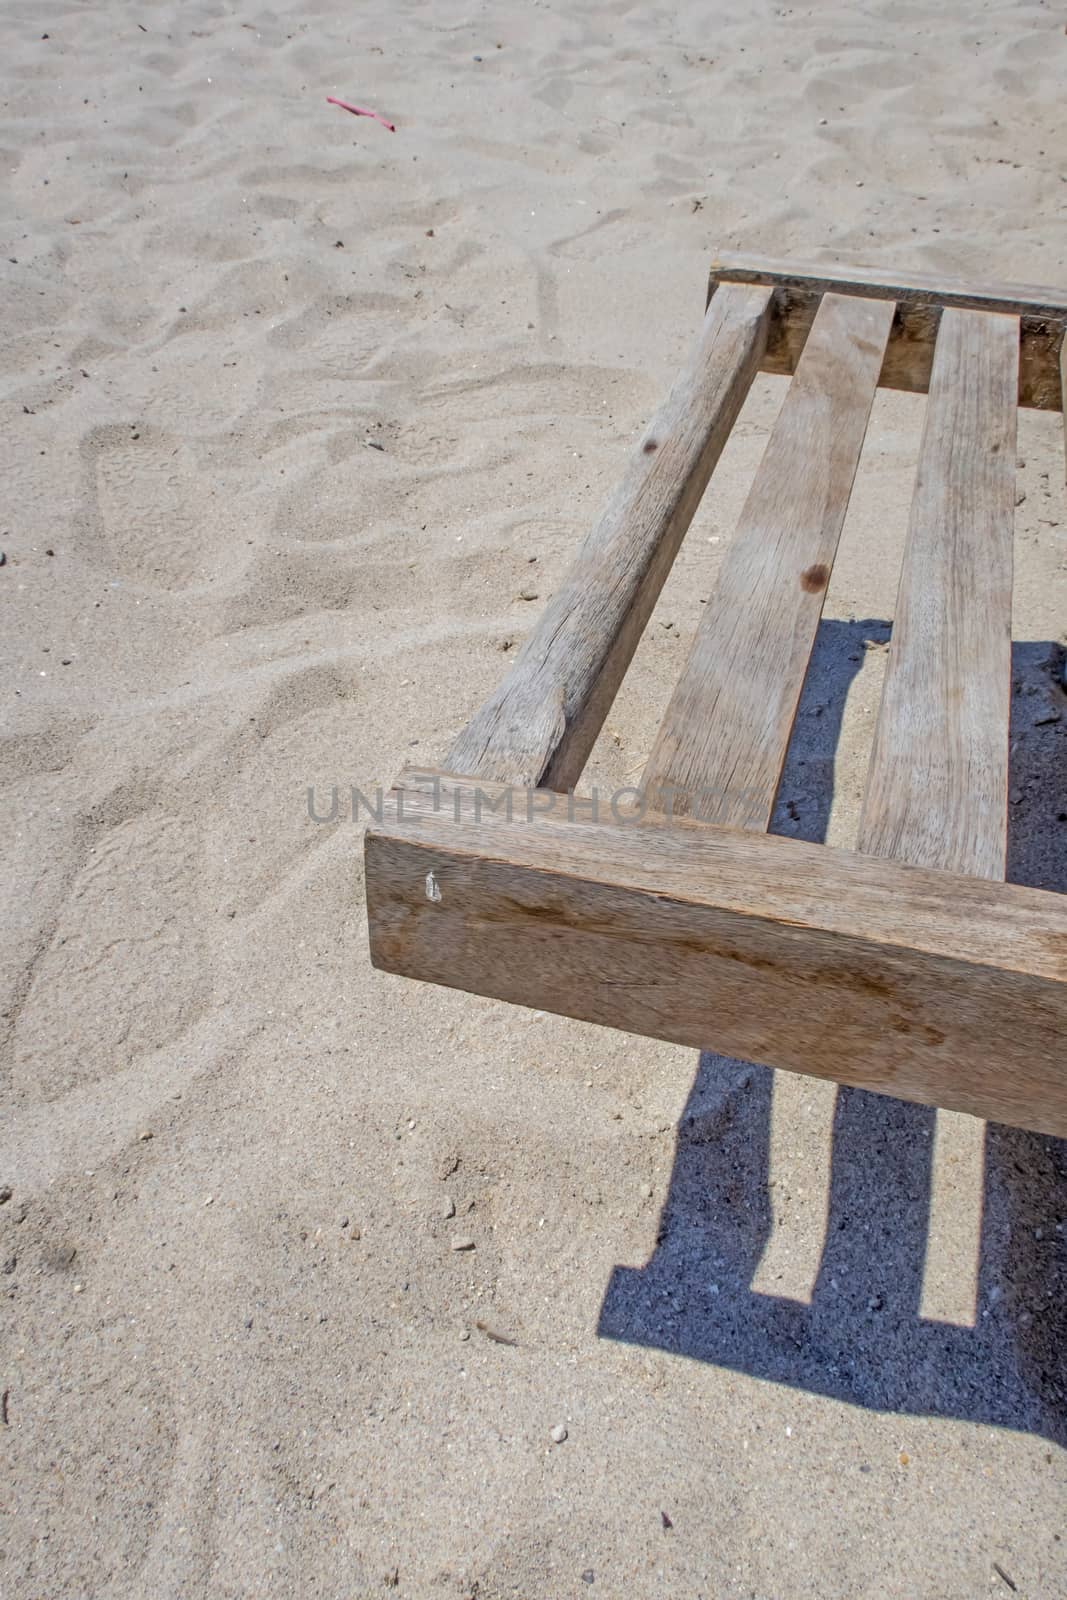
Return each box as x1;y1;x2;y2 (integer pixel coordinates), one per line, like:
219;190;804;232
800;563;830;593
892;1015;945;1046
431;886;904;1006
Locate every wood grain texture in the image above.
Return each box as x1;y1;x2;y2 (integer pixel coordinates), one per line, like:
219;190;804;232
445;281;774;791
642;292;894;826
858;308;1018;879
708;251;1066;410
365;772;1067;1137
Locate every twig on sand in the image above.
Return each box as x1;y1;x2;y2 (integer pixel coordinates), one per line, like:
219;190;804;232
475;1320;519;1347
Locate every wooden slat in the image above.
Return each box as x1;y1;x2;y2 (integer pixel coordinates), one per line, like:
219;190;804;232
365;772;1067;1137
858;308;1019;879
641;292;894;826
708;252;1066;411
445;282;774;791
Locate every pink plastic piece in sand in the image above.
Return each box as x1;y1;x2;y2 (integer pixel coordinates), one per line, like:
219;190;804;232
326;97;396;133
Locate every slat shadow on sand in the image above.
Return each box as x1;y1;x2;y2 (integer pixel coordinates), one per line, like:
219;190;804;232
599;621;1067;1444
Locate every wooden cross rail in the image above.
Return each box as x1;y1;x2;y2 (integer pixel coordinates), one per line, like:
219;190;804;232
366;257;1067;1138
709;251;1067;411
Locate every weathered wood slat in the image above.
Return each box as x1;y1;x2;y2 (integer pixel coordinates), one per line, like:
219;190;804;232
858;308;1018;879
641;292;894;826
708;252;1065;410
365;772;1067;1137
445;282;775;791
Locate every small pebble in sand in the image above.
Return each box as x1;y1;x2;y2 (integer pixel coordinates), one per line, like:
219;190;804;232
0;1186;11;1205
138;1130;153;1141
459;1328;470;1341
451;1236;475;1252
349;1225;362;1240
518;586;539;601
340;1217;349;1229
640;1183;653;1199
73;1282;84;1294
582;1572;594;1585
441;1196;456;1220
550;1423;568;1444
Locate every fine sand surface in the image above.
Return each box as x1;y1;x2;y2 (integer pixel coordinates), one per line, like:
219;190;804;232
2;0;1067;1594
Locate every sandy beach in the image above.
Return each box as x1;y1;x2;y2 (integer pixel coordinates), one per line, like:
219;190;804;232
2;0;1066;1594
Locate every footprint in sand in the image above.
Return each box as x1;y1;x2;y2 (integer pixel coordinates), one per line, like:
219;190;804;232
11;811;211;1105
83;422;230;590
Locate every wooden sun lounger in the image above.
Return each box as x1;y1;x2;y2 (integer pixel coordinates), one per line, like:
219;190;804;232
365;255;1067;1138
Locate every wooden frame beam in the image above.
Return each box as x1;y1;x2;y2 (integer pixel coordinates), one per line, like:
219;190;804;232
366;773;1067;1139
709;251;1067;410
